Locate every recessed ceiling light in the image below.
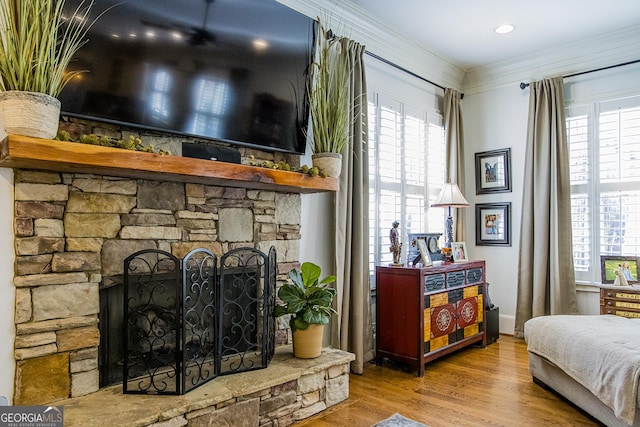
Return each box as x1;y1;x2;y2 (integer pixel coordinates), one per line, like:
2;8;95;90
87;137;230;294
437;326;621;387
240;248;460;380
495;24;515;34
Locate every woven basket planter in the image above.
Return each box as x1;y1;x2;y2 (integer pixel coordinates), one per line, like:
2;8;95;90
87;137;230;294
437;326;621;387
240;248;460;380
312;152;342;178
0;91;61;139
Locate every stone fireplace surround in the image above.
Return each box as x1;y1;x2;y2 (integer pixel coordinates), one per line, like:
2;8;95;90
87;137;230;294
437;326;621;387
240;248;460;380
9;122;353;425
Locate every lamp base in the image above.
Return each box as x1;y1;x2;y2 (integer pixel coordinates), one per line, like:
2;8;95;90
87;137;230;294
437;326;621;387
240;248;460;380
444;212;454;248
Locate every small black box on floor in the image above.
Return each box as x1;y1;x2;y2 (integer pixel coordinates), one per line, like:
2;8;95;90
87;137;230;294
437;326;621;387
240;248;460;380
182;142;241;164
486;306;499;344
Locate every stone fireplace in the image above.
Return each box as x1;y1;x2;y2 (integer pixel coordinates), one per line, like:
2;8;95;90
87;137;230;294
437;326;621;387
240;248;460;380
12;162;301;405
4;122;354;426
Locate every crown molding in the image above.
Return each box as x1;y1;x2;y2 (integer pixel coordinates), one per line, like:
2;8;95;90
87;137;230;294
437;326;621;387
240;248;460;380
463;25;640;95
278;1;640;96
277;0;466;91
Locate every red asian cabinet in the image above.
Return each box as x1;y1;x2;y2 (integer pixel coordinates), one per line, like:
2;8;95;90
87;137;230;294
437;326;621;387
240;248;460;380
375;261;486;376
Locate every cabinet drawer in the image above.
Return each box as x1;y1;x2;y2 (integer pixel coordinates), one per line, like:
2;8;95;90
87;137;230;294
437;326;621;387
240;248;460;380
446;270;465;287
601;289;640;300
601;307;640;318
602;298;640;312
425;274;445;292
466;268;483;284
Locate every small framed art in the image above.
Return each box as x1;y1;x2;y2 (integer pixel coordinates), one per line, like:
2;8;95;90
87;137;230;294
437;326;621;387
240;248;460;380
475;148;511;194
417;238;433;267
600;256;639;284
476;203;511;246
452;242;468;262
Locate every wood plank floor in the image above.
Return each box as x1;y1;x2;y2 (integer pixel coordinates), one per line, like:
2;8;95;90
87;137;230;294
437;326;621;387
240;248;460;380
296;335;601;427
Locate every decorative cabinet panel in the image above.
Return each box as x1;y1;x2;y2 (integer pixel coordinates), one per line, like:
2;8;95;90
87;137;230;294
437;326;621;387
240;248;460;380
600;287;640;318
375;261;486;377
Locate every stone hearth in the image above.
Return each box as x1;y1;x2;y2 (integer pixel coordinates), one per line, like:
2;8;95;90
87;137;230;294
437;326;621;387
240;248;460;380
57;347;354;427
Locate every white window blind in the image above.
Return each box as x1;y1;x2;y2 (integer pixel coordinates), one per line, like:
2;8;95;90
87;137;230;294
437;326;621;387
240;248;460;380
368;92;445;281
189;77;229;137
568;96;640;282
148;70;172;121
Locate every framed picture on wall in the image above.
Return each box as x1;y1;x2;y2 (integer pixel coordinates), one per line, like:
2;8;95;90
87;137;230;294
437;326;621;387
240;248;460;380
475;148;512;194
475;203;511;246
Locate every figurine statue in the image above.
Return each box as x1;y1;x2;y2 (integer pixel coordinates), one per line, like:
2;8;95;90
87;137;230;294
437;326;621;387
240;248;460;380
614;264;629;286
389;221;402;265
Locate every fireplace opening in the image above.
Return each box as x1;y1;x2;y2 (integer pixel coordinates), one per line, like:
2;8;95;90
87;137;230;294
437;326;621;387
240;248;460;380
99;247;276;395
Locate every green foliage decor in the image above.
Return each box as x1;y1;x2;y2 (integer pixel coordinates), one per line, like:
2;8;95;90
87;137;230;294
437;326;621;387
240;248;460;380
247;155;327;178
0;0;98;97
306;19;351;154
274;262;337;331
56;131;172;155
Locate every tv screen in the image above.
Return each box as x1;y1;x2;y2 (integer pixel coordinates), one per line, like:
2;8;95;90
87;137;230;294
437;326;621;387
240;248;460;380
59;0;315;154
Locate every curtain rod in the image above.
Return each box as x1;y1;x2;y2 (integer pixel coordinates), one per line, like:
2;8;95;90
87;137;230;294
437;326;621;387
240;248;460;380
519;58;640;90
365;50;464;99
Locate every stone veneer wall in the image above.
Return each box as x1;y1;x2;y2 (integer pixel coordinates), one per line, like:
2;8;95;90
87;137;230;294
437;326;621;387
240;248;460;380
12;164;302;405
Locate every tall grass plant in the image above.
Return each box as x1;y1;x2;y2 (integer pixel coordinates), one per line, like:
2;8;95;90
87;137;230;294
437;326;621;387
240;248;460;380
307;19;351;154
0;0;96;97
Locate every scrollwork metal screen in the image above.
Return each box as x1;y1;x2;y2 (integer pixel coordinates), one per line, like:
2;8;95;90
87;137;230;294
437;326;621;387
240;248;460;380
218;247;275;375
123;247;275;395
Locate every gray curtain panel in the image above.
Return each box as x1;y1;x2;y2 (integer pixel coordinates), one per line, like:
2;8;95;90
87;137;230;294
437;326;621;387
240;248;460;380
444;88;467;241
514;76;578;338
331;37;373;374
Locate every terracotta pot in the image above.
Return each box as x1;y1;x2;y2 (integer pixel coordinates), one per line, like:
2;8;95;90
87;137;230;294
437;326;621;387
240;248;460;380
0;91;61;139
292;324;324;358
312;153;342;178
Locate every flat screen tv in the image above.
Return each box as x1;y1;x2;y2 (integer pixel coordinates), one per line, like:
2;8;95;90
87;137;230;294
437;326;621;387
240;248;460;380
59;0;315;154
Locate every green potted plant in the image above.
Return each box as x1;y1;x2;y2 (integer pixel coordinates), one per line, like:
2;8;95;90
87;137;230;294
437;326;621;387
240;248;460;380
274;261;337;358
306;19;351;178
0;0;98;139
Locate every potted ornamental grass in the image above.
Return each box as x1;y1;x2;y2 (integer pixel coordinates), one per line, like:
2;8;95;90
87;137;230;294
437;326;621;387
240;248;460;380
306;19;351;178
274;262;337;358
0;0;98;139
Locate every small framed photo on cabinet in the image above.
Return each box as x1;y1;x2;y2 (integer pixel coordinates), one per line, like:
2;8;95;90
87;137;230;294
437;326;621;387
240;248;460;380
475;148;511;194
600;255;639;284
417;239;433;267
452;242;469;262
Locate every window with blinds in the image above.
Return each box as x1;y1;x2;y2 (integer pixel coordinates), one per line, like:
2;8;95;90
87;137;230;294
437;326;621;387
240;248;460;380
368;92;446;282
568;96;640;282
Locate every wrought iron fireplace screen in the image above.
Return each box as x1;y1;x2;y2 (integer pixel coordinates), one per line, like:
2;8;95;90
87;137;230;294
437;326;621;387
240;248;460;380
121;246;276;395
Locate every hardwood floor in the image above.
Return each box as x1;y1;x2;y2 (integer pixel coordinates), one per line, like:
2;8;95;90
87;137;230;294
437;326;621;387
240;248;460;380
296;336;601;427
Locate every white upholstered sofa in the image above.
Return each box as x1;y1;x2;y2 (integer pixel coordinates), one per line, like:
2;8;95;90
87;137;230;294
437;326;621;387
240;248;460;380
524;315;640;427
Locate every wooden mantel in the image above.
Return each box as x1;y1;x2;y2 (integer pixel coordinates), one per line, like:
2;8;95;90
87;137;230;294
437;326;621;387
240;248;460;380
0;135;339;193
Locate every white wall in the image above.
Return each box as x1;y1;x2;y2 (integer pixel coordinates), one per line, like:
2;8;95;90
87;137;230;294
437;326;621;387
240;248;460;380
300;193;334;272
462;84;529;334
0;167;14;403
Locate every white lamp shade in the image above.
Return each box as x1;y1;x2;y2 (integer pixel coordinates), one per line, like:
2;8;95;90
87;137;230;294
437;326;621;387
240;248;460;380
431;183;469;208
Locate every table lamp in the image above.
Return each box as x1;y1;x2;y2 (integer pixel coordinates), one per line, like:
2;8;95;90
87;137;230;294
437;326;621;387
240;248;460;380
431;183;469;248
